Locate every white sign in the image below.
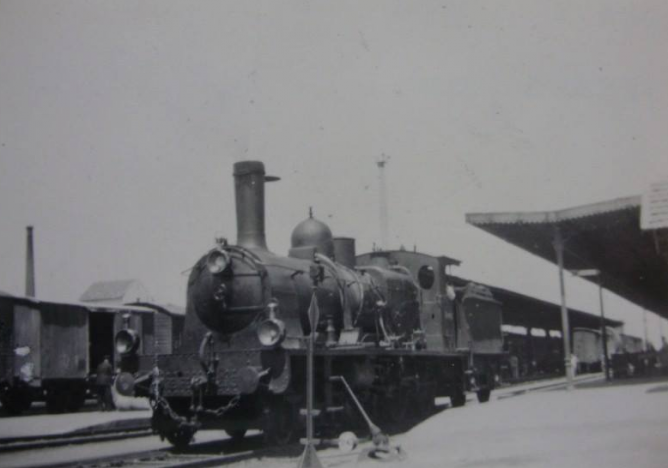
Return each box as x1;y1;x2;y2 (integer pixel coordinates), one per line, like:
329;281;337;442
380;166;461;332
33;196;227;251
641;180;668;230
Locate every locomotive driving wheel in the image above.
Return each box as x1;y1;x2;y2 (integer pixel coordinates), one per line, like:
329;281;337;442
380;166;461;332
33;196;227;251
264;400;297;446
384;386;408;424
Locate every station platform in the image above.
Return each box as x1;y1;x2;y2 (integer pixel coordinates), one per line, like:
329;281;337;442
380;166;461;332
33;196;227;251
343;375;668;468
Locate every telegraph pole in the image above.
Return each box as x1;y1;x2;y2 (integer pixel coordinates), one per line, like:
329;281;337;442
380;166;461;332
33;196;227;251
376;155;390;250
25;226;36;297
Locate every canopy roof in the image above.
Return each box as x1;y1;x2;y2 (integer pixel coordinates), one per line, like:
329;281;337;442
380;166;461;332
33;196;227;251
466;196;668;319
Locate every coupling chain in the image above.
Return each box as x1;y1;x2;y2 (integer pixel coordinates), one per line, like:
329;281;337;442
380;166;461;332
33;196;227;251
198;394;241;418
151;394;192;428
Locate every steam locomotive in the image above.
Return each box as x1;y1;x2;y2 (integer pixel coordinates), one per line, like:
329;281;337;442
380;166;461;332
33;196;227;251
116;161;503;447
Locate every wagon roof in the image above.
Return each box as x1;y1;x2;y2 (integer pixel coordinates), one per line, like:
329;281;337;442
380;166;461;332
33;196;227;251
0;291;156;314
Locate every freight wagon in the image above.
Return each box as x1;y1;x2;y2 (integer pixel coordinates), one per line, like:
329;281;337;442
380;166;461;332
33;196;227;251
0;292;183;414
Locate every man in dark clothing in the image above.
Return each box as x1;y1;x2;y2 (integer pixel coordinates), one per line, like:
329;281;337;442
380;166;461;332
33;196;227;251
96;356;114;411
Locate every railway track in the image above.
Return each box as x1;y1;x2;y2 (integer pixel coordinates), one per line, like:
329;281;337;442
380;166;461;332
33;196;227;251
22;435;299;468
0;426;151;454
41;448;259;468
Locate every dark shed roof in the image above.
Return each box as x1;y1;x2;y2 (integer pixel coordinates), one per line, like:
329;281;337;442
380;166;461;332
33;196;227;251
449;275;622;330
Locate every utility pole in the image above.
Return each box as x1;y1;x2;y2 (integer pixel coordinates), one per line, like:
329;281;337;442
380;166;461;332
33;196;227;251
376;155;390;250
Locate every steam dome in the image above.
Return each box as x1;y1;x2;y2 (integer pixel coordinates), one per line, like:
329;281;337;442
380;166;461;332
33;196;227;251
289;214;334;259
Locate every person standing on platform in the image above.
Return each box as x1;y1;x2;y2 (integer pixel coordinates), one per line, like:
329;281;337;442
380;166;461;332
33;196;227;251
96;356;114;411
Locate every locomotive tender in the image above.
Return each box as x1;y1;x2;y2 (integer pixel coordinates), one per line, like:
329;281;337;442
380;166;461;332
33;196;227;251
119;161;503;447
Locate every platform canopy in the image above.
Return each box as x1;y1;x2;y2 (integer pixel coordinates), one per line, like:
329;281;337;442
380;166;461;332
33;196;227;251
466;196;668;320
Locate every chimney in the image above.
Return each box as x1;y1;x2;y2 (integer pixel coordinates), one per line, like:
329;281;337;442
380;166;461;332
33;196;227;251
233;161;279;250
25;226;35;297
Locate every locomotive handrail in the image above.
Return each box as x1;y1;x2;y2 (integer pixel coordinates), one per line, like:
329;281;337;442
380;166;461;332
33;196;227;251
261;262;305;274
338;264;366;322
314;253;351;326
226;245;263;263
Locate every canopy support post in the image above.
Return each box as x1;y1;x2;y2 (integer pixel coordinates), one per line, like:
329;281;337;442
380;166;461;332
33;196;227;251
598;277;611;381
553;226;574;391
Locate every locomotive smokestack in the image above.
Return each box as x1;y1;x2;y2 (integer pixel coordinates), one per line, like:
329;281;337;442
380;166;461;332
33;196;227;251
233;161;279;250
25;226;36;297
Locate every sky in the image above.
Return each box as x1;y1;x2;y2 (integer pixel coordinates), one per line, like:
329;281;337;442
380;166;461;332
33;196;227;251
1;0;667;346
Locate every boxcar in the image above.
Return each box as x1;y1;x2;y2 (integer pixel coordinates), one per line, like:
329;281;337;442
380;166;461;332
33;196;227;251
0;292;184;415
0;293;88;413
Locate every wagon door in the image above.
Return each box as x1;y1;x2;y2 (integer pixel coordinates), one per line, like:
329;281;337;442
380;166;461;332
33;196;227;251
0;300;15;382
41;304;88;380
90;311;115;370
13;305;41;384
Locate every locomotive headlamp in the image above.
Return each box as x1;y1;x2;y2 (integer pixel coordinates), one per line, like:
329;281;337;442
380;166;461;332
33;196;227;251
257;299;286;348
115;329;140;355
206;249;230;274
257;318;286;347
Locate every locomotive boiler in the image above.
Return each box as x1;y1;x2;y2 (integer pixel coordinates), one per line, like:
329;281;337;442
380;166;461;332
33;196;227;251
119;161;502;447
